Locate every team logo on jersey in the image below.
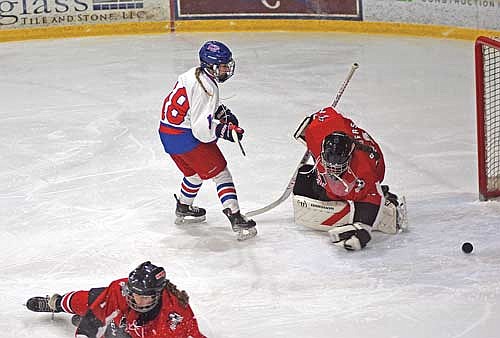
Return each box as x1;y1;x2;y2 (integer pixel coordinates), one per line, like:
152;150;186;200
127;320;145;338
169;312;184;330
355;179;365;192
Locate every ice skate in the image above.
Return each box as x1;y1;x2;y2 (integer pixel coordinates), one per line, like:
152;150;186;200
174;194;206;225
26;294;62;313
223;208;257;241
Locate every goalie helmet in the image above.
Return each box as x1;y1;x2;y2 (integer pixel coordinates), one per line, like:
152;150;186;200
125;261;167;313
321;132;355;176
199;40;235;83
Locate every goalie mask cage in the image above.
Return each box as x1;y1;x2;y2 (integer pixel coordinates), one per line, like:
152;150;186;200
476;36;500;201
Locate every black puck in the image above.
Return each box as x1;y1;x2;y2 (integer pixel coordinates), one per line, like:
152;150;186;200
461;242;473;254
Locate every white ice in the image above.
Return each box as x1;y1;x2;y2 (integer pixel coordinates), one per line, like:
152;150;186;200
1;32;500;338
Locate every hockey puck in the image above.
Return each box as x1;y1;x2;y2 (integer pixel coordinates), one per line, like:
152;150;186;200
461;242;473;254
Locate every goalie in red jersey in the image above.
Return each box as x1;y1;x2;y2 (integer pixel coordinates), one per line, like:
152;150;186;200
26;261;206;338
293;107;407;251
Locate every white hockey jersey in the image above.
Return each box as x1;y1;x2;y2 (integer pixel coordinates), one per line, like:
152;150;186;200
159;67;220;154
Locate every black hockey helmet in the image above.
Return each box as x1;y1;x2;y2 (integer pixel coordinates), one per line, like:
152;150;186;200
125;261;167;313
321;132;355;176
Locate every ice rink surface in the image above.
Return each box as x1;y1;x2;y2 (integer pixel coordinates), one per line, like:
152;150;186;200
1;31;500;338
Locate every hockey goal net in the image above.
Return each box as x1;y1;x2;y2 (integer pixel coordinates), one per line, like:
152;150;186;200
476;36;500;201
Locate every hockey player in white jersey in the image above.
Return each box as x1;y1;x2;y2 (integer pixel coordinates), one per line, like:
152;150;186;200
158;40;257;241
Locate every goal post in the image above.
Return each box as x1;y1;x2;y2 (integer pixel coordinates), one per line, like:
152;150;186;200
475;36;500;201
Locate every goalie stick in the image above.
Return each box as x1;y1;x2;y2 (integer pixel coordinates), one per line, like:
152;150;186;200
246;63;359;218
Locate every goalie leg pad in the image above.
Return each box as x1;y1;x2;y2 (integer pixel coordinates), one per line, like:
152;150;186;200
328;222;372;251
373;201;398;234
397;196;409;232
373;195;408;234
293;195;353;231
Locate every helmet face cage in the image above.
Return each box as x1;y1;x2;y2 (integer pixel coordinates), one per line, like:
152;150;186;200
209;59;235;83
125;261;167;313
199;41;235;83
321;132;355;177
125;286;161;313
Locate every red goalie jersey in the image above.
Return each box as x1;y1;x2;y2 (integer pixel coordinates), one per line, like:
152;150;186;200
304;107;385;206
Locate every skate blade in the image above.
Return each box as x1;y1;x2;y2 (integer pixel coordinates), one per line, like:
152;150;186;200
175;215;206;225
236;227;257;241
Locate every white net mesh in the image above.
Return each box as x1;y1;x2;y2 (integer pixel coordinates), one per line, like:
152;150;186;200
480;38;500;197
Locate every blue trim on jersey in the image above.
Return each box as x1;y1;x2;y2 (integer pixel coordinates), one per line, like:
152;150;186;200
158;123;200;155
220;194;237;203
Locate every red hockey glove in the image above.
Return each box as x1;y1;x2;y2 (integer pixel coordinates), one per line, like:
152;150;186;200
216;122;244;142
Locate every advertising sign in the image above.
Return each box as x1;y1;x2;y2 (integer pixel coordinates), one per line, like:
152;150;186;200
364;0;500;30
0;0;168;29
176;0;362;20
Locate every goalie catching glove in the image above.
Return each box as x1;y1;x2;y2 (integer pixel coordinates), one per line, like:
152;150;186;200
328;222;372;251
216;122;244;142
215;104;239;126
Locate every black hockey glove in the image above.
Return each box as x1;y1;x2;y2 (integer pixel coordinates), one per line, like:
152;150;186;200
104;324;132;338
215;122;244;143
215;104;239;126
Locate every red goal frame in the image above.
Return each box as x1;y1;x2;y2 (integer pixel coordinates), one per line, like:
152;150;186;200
475;36;500;201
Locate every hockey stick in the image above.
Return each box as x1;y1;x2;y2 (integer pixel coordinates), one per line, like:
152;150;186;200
232;129;246;156
219;105;246;157
245;149;311;217
246;63;359;218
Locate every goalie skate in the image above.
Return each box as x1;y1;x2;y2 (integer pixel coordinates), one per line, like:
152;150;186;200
174;194;206;225
223;208;257;241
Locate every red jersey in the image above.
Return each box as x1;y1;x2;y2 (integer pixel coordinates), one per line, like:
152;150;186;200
75;278;206;338
304;107;385;206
